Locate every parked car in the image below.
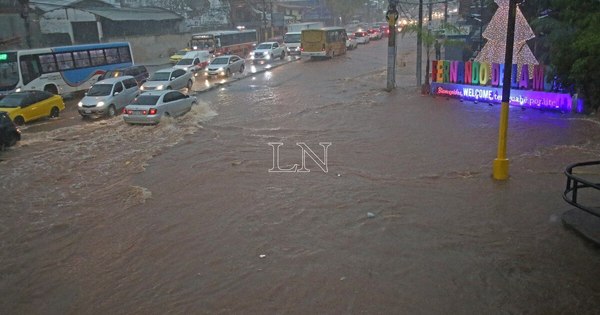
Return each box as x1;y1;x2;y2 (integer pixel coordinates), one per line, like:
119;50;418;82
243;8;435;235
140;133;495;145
354;31;370;44
346;32;359;50
204;55;245;77
169;48;191;64
141;68;194;91
78;76;140;118
123;90;197;125
173;51;212;76
250;41;286;63
0;111;20;150
0;90;65;125
98;65;149;85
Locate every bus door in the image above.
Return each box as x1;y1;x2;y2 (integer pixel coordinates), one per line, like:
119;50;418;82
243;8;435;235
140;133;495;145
19;54;42;86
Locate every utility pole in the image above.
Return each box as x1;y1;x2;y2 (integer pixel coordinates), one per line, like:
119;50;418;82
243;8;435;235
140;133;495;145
416;0;423;87
444;0;448;24
385;0;399;91
18;0;32;48
492;0;521;180
424;0;432;92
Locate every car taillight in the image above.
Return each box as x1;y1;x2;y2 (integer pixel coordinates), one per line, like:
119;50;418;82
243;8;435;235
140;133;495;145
127;110;133;115
122;108;127;114
148;108;157;115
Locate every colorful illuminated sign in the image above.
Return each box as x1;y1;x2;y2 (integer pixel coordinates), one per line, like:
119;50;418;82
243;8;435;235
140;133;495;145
430;60;577;112
0;54;7;61
431;82;573;112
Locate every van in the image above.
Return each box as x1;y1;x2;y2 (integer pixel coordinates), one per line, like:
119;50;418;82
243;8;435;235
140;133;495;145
99;65;149;85
78;76;140;118
173;51;211;75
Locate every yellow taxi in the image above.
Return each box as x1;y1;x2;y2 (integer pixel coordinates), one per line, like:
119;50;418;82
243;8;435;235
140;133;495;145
169;48;191;63
0;90;65;125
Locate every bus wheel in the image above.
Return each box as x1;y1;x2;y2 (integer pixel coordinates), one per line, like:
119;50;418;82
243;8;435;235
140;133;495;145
14;116;25;126
44;85;58;95
49;107;60;118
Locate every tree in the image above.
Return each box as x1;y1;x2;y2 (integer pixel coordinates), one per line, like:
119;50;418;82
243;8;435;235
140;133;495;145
530;0;600;111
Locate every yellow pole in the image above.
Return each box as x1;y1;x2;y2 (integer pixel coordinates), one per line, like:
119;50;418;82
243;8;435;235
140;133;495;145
493;101;510;180
492;0;520;180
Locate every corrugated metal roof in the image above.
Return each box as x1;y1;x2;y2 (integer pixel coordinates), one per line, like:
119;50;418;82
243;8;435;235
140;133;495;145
84;7;183;21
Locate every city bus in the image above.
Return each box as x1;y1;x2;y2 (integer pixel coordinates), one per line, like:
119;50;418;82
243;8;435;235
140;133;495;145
190;29;257;57
0;42;133;98
300;27;348;59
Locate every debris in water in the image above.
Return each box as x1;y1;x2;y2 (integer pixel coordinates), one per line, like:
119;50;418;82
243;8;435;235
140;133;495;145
367;212;376;218
340;276;346;281
259;254;266;258
336;173;341;177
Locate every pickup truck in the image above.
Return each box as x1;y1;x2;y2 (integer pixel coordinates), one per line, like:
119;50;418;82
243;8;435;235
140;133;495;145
250;41;286;63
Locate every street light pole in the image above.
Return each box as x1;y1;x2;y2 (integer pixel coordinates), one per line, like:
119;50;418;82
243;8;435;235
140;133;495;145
416;0;423;87
492;0;521;180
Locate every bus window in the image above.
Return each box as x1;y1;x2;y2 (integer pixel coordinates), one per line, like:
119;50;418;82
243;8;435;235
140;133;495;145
118;47;131;63
89;49;106;66
55;52;75;70
73;51;91;68
39;54;58;73
105;48;120;64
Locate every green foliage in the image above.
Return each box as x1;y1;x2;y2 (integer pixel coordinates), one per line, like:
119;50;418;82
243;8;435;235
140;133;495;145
530;0;600;111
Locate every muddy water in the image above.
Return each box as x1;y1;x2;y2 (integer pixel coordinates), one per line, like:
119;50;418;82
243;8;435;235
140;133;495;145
1;39;600;314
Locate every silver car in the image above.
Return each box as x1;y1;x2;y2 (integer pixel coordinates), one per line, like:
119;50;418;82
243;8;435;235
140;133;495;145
78;76;140;117
203;55;245;77
141;68;194;91
123;90;197;125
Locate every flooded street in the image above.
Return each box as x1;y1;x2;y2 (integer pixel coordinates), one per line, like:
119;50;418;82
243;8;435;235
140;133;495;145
1;38;600;314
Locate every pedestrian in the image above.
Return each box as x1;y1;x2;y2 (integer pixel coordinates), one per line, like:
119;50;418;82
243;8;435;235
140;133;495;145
435;40;442;60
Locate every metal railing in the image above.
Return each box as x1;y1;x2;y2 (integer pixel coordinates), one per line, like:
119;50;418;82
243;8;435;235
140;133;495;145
563;160;600;218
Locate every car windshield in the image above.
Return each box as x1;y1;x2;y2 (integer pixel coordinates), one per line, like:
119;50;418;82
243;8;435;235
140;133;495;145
87;84;113;96
256;44;272;50
211;58;229;65
0;92;27;107
149;72;171;81
131;95;160;105
283;34;301;43
177;59;193;65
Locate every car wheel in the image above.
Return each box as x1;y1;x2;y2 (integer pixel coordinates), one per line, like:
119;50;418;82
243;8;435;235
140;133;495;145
239;64;245;73
107;105;117;117
49;106;60;118
6;132;18;147
280;51;285;60
187;80;193;90
13;116;25;126
44;85;58;95
226;69;232;77
270;54;274;61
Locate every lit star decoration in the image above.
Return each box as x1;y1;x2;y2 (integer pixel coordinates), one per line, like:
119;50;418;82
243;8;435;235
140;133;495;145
475;0;538;76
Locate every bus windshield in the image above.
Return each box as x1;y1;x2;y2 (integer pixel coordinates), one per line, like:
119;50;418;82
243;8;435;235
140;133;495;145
0;52;19;91
284;33;301;43
191;38;215;51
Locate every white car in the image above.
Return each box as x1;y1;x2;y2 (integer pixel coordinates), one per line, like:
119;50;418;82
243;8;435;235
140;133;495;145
123;90;197;125
250;41;286;63
354;31;370;44
141;68;194;91
173;51;211;76
346;33;358;50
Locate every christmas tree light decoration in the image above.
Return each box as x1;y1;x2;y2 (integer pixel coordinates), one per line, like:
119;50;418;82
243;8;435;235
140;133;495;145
475;0;538;71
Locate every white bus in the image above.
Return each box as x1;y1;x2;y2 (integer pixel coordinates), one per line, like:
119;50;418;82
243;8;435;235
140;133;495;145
0;42;133;98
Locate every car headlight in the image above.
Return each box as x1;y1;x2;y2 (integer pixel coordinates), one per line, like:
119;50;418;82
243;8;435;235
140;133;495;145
157;85;164;90
78;101;83;107
217;67;223;72
97;101;105;107
15;87;21;92
140;86;145;90
265;54;271;59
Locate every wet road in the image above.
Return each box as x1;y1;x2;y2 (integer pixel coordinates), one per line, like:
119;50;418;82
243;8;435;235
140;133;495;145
1;38;600;314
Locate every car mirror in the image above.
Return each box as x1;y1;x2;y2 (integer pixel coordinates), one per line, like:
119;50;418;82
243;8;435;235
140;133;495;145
84;92;88;96
171;77;176;80
185;95;189;98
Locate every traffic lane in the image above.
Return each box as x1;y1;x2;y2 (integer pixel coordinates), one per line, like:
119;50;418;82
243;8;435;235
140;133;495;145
16;56;299;135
